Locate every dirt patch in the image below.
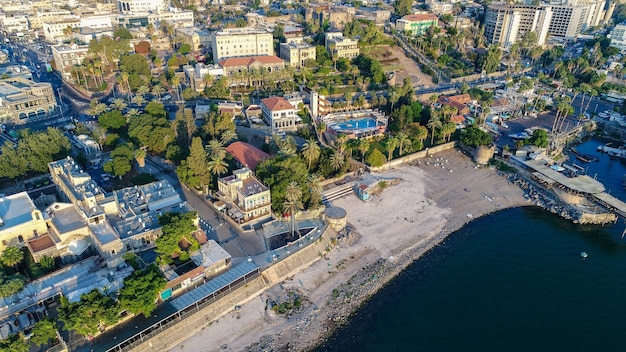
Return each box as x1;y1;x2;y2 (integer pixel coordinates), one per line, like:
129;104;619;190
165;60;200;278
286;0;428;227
363;45;434;87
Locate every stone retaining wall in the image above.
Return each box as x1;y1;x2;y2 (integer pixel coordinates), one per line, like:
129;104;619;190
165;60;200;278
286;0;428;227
369;141;457;172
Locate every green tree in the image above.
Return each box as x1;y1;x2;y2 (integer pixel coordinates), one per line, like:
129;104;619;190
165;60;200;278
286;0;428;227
529;129;549;148
330;151;345;171
427;115;442;145
119;264;166;317
39;256;56;272
178;43;192;54
366;149;387;167
156;212;199;262
284;181;303;236
0;273;25;297
1;246;23;269
103;143;135;178
114;26;133;39
301;138;321;170
256;156;309;212
183;137;209;189
0;128;71;177
0;334;29;352
58;289;119;337
385;136;398;160
357;139;370;163
307;173;323;209
459;125;493;147
31;319;58;346
98;110;126;130
393;0;412;16
207;156;229;178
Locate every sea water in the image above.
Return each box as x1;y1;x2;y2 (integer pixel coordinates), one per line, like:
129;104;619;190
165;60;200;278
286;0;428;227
317;138;626;352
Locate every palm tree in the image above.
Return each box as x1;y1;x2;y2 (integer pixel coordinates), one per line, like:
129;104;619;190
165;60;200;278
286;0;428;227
385;136;398;160
1;246;23;270
132;95;146;106
269;134;283;154
301;137;321;170
63;26;74;44
220;130;238;145
357;139;370;163
278;136;296;157
111;98;127;111
206;139;227;160
207;156;228;177
441;122;456;142
171;76;181;101
397;132;411;156
307;173;323;208
284;181;303;237
330;152;345;171
137;85;151;98
152;85;165;100
427;115;442;146
134;148;146;168
414;124;428;144
120;72;131;99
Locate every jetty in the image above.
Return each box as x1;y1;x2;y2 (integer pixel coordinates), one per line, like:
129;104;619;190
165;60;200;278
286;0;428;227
597;144;626;159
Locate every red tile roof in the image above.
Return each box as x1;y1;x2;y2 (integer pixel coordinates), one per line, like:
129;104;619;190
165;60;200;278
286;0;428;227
261;96;295;111
451;115;466;124
219;55;284;67
28;235;55;253
402;13;438;22
449;94;472;104
225;141;270;170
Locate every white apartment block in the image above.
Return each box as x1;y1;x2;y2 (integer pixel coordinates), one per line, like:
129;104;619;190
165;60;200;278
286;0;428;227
116;9;194;28
261;96;300;133
609;23;626;51
429;1;454;15
210;28;273;63
29;10;72;30
51;44;89;81
325;32;360;59
42;18;80;43
117;0;169;15
183;63;224;92
1;15;30;34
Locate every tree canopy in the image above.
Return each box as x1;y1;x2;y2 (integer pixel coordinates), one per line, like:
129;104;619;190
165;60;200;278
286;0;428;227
103;143;135;177
156;211;199;262
256;156;312;213
58;289;119;337
0;128;70;178
119;264;166;317
460;125;493;148
98;110;126;130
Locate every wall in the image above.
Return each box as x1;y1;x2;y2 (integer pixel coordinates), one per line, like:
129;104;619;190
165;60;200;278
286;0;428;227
368;141;457;172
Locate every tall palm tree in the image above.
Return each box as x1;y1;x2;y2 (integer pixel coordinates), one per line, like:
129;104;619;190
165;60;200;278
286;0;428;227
301;137;321;170
1;246;23;270
427;115;442;146
279;136;296;157
207;156;228;177
171;76;181;101
206;139;226;160
357;139;370;163
220;130;238;145
134;148;146;168
152;85;165;100
132;95;146;106
137;85;151;98
330;152;345;171
120;72;131;99
397;132;411;156
307;173;323;208
385;136;399;160
111;98;127;111
284;181;303;237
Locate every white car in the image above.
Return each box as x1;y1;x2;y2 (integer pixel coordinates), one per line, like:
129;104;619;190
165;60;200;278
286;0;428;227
161;95;172;101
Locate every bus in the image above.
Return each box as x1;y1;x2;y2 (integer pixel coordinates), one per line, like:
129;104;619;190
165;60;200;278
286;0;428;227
45;63;52;73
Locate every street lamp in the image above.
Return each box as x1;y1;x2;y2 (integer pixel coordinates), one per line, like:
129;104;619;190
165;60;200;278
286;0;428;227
56;88;65;120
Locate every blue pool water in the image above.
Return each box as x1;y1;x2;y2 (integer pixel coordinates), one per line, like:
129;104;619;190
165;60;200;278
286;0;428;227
330;118;377;131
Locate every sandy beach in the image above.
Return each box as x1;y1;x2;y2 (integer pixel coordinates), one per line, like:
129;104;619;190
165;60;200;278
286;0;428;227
168;149;528;352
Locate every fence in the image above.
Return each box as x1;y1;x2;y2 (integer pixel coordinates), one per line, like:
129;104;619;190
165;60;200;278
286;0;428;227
106;267;260;352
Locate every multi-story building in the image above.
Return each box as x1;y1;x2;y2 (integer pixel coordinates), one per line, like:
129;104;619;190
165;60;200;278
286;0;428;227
279;42;316;68
355;7;392;24
549;4;588;38
0;77;57;124
429;1;454;15
395;13;439;36
219;55;285;77
210;27;273;63
484;3;553;46
51;44;89;81
1;15;30;34
117;0;168;15
175;27;211;52
305;5;355;30
325;32;359;59
261;96;300;133
42;18;80;43
225;141;270;171
183;63;224;92
0;192;48;252
28;9;72;30
217;168;271;225
116;9;194;28
609;23;626;51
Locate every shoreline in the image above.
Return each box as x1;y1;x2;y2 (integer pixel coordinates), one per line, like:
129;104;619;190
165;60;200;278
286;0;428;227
169;149;529;352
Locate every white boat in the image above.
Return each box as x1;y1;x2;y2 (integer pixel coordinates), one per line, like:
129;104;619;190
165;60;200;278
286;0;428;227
580;252;588;258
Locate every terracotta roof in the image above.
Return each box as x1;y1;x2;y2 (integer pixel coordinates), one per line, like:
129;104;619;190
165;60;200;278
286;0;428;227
28;235;55;253
261;96;295;111
402;13;438;22
451;115;466;124
219;55;284;67
225;141;270;170
449;94;472;104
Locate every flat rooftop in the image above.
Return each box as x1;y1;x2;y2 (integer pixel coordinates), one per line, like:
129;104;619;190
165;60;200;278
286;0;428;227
0;192;37;229
524;159;606;194
46;202;86;234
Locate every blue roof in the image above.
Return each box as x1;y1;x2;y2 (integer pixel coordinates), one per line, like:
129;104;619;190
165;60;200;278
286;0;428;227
170;262;259;311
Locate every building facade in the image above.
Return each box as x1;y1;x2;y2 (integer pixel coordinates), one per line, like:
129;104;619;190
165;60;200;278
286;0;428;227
279;42;316;68
0;192;48;252
117;0;168;15
261;96;300;133
217;168;271;225
395;13;439;36
218;55;285;77
0;77;57;124
609;23;626;51
175;27;211;52
325;32;359;59
210;28;274;62
51;44;89;81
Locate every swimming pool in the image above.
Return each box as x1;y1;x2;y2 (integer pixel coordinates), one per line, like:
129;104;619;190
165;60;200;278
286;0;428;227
329;118;378;132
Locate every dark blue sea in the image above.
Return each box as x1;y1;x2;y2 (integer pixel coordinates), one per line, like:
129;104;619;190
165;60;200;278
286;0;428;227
316;138;626;352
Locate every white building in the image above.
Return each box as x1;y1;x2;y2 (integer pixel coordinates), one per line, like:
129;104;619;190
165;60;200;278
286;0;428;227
117;0;169;15
209;27;273;63
183;63;224;92
609;23;626;51
261;97;301;133
116;9;194;28
51;44;89;81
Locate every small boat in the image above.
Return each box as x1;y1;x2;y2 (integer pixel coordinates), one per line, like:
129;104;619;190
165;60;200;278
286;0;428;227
575;154;598;163
580;252;588;259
